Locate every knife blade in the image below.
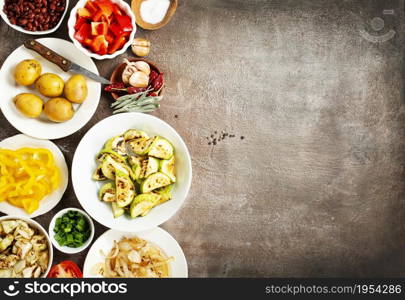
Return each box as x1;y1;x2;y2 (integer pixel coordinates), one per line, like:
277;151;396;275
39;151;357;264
24;39;111;85
69;63;111;84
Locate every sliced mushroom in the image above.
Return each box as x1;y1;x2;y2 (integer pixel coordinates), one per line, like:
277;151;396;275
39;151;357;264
22;266;35;278
0;268;12;278
13;260;25;274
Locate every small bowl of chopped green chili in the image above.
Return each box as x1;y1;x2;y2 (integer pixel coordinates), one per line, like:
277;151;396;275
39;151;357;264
49;208;94;254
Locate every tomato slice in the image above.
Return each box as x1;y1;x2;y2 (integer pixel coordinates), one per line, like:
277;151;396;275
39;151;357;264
48;261;83;278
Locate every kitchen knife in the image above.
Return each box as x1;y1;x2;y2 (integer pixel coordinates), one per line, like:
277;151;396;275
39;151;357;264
24;39;111;85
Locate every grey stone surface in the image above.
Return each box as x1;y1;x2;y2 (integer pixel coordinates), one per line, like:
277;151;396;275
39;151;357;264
0;0;404;277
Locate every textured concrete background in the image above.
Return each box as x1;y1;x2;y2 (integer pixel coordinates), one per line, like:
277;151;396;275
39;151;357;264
0;0;404;277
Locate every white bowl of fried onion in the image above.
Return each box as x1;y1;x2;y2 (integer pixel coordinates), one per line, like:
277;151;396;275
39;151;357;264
83;227;187;278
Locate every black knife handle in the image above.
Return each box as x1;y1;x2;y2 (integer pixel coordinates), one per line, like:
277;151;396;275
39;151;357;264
24;39;72;72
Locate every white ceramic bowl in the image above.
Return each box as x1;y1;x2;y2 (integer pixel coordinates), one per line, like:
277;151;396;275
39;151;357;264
72;113;192;232
0;0;69;35
48;207;95;254
68;0;136;60
83;227;188;278
0;134;69;218
0;215;53;277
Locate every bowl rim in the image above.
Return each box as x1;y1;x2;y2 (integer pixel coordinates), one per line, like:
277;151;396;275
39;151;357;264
48;207;95;254
0;0;69;35
68;0;137;60
71;112;193;232
0;215;53;278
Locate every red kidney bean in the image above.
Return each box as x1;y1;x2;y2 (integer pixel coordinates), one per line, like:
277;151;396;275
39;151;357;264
3;0;65;31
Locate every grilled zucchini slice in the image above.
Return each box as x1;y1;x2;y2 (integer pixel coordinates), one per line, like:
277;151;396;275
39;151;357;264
98;182;116;202
148;137;174;159
111;202;125;218
124;129;149;141
153;184;173;205
101;155;129;180
139;157;160;179
96;149;126;163
115;170;136;207
104;136;127;156
129;193;160;218
92;164;107;181
141;172;171;193
127;137;157;155
159;156;176;182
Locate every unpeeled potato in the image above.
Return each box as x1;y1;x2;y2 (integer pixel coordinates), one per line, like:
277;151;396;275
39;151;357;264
64;74;88;103
36;73;64;97
44;97;74;122
14;59;42;86
13;93;43;118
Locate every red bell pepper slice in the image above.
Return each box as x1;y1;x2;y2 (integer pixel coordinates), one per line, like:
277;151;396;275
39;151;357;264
108;36;126;54
96;1;114;18
105;32;115;44
91;35;109;54
115;14;132;33
109;22;123;37
74;23;91;43
85;1;98;15
91;22;108;36
92;9;104;22
74;16;87;31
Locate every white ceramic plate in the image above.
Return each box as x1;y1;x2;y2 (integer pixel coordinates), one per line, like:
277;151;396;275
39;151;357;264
83;227;188;278
68;0;136;60
0;37;101;140
72;113;192;232
0;215;53;277
48;207;95;254
0;134;68;217
0;0;69;35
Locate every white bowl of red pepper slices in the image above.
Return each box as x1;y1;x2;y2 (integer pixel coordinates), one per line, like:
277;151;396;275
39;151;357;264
67;0;136;60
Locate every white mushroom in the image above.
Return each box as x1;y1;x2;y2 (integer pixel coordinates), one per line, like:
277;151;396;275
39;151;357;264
15;227;34;239
0;268;12;278
1;221;17;234
22;266;35;278
25;250;37;265
15;241;32;259
13;260;25;274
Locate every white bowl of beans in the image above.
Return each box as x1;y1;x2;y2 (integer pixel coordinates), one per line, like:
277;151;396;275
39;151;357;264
0;0;69;35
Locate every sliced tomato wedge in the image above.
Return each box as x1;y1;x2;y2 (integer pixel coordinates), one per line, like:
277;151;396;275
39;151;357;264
48;261;83;278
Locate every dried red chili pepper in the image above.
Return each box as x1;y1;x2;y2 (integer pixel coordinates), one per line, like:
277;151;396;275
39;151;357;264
127;87;147;94
149;70;159;84
151;73;164;91
104;82;125;92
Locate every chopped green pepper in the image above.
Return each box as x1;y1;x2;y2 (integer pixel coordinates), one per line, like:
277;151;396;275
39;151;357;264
53;210;91;248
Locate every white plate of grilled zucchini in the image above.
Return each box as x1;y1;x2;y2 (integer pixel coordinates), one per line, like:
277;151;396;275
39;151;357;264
71;113;192;232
